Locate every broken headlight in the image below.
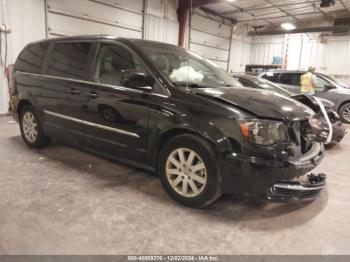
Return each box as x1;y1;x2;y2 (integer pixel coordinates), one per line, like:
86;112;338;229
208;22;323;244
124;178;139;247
239;120;289;145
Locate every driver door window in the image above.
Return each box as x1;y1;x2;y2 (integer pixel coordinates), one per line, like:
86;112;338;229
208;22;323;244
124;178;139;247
94;44;147;87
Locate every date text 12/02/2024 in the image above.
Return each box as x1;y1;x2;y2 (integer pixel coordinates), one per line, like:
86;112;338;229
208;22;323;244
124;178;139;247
127;255;219;261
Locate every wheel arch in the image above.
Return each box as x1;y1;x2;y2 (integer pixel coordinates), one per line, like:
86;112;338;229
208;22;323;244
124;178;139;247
17;99;32;116
151;127;230;171
338;100;350;114
338;100;350;123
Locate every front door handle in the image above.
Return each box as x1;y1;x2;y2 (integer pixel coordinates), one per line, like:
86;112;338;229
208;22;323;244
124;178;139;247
70;88;80;95
87;91;99;99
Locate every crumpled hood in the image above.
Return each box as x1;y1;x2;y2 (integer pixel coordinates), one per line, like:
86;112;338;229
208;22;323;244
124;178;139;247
192;87;314;121
291;94;335;111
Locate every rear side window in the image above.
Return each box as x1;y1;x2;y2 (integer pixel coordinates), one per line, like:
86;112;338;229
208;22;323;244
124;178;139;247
280;73;301;85
261;72;280;83
14;42;49;73
47;42;92;80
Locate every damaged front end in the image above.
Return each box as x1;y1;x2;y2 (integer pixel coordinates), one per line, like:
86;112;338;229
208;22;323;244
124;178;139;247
222;115;327;202
267;173;326;201
292;94;346;146
264;119;327;202
307;112;346;146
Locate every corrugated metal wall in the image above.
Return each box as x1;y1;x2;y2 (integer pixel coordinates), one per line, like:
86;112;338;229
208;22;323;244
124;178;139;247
299;38;327;72
144;15;179;45
46;0;179;44
300;36;350;76
2;0;350;114
323;39;350;75
250;36;285;65
47;0;143;38
0;0;46;114
249;34;350;83
189;11;232;70
144;0;179;45
0;0;179;114
229;39;251;73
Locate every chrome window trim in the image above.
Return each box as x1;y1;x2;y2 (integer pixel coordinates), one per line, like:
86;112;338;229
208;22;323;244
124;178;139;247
44;110;140;138
16;71;170;98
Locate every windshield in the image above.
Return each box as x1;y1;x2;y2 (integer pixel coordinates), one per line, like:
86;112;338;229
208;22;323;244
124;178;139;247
322;75;349;89
139;43;243;88
254;78;292;96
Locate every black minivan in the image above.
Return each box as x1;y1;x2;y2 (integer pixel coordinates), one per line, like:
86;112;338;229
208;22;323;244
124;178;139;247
11;36;326;207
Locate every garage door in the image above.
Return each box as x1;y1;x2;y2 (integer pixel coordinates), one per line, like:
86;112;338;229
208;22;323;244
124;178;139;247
189;12;232;70
47;0;143;38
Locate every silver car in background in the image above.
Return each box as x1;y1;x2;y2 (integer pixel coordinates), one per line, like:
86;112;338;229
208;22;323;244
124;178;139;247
258;70;350;123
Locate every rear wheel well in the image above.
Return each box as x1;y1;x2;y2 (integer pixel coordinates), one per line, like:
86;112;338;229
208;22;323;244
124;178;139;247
17;100;32;116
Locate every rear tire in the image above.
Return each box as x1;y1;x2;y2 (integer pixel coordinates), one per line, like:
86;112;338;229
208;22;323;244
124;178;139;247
19;105;51;148
339;102;350;123
158;134;222;208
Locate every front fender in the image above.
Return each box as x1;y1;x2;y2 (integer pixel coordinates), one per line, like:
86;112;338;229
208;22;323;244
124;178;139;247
147;111;242;166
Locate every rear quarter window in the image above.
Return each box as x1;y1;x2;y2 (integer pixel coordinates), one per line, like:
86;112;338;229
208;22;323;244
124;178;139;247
47;42;92;80
14;42;49;73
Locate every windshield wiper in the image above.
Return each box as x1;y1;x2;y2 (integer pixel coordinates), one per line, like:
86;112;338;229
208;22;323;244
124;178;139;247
215;84;241;88
173;82;211;88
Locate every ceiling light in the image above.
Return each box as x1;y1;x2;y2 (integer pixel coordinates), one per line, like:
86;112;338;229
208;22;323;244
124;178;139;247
281;23;296;30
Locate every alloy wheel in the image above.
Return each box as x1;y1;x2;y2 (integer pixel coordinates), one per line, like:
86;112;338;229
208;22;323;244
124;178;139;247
165;148;207;198
22;111;38;143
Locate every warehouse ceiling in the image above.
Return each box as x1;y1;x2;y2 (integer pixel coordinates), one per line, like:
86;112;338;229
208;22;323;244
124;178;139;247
199;0;350;31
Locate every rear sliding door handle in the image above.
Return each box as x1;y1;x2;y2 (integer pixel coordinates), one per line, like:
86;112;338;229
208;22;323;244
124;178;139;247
87;91;99;99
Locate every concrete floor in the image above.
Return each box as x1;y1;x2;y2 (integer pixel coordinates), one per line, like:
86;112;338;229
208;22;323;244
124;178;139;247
0;116;349;255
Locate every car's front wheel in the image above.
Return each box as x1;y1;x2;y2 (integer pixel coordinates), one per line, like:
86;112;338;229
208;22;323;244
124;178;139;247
158;134;222;208
19;105;51;148
339;102;350;123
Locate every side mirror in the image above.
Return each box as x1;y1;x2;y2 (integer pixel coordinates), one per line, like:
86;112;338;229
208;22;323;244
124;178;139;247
324;84;336;91
120;70;155;91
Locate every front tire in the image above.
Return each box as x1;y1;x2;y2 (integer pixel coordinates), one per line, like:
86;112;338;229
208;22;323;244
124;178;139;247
19;105;51;148
158;134;222;208
339;102;350;123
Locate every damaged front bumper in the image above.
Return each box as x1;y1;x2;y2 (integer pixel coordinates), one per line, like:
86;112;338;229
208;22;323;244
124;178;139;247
266;173;326;201
308;117;346;145
330;120;347;144
308;109;346;145
221;142;326;198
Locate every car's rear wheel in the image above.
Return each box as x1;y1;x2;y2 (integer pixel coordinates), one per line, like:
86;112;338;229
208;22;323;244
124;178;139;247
158;134;222;208
339;102;350;123
19;105;51;148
